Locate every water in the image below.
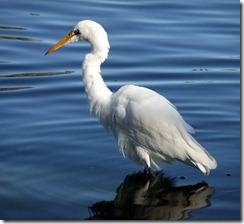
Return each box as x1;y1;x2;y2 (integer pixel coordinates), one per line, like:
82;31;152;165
0;0;240;220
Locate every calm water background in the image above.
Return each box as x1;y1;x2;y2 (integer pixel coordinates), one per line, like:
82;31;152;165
0;0;240;220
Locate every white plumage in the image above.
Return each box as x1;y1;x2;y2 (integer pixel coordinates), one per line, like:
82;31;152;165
45;20;217;175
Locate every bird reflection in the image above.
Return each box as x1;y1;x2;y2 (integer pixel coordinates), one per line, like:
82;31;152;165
87;171;215;220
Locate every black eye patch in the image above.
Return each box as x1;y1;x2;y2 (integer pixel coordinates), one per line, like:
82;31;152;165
73;29;80;35
68;29;81;37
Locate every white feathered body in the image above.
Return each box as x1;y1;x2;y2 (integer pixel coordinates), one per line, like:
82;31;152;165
109;85;216;175
73;20;217;175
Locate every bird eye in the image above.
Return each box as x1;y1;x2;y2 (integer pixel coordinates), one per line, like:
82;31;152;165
74;29;80;35
68;29;80;37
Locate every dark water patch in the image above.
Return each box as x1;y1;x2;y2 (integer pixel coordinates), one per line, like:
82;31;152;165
0;87;32;92
0;26;27;30
0;60;9;64
0;35;41;42
29;12;40;16
0;70;74;78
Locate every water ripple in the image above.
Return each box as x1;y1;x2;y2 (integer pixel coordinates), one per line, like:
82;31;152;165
0;0;240;220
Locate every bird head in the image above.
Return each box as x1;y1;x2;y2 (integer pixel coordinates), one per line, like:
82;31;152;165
45;20;109;56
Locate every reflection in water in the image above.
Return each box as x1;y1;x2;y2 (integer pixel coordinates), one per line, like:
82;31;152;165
0;35;41;42
0;25;40;42
0;71;74;92
0;25;27;30
0;87;32;92
29;13;40;16
87;172;215;220
0;70;74;78
0;71;74;93
0;61;9;64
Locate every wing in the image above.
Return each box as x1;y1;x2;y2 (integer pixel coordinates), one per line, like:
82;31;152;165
110;85;217;174
111;85;194;160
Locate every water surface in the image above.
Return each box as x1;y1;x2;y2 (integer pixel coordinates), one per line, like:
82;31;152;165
0;0;240;220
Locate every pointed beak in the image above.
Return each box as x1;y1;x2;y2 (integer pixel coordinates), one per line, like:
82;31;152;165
45;30;78;56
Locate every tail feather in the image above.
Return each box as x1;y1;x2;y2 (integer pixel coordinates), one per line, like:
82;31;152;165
186;145;217;175
183;135;217;175
190;159;212;175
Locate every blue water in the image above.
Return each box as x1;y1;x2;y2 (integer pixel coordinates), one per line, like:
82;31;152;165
0;0;240;220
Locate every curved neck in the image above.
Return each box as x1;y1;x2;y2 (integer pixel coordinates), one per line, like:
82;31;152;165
82;43;112;127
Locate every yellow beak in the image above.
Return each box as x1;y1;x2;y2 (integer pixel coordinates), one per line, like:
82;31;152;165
45;30;78;56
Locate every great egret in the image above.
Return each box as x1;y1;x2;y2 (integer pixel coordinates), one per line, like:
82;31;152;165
45;20;217;175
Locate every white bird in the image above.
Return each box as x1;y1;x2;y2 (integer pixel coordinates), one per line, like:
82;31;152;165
45;20;217;175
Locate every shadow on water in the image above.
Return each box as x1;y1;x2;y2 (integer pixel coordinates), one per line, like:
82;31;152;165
87;171;215;220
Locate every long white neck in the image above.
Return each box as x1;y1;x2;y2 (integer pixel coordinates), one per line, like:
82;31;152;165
82;39;112;127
